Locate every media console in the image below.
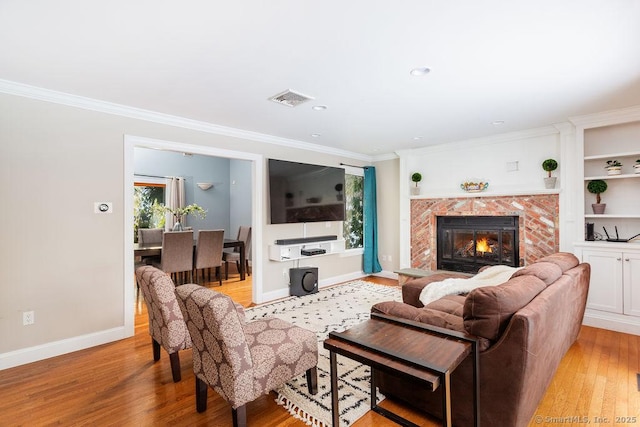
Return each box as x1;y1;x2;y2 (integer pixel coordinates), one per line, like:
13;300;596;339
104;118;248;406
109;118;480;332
269;237;345;262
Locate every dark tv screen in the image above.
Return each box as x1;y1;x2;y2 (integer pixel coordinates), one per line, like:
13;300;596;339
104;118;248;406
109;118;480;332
268;159;346;224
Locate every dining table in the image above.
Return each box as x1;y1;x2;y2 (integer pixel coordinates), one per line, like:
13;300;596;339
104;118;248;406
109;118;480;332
134;238;246;281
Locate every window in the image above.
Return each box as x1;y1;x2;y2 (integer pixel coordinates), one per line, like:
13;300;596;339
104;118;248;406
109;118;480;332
343;172;364;249
133;182;166;242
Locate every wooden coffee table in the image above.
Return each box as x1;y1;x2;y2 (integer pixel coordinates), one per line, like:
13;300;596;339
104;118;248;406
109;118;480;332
323;313;480;427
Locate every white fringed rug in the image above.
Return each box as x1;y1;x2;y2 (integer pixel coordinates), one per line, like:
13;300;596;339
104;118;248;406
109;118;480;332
245;281;402;426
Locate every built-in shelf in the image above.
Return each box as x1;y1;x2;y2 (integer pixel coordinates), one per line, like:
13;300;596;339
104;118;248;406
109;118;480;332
585;214;640;219
584;173;640;180
584;151;640;161
269;239;346;262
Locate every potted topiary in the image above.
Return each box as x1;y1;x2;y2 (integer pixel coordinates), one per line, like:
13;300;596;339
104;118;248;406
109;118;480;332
542;158;558;189
587;179;608;214
634;159;640;174
411;172;422;195
605;160;622;175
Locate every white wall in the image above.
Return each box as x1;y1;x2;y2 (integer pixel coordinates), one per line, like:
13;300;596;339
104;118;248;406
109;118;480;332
401;127;562;196
0;92;369;369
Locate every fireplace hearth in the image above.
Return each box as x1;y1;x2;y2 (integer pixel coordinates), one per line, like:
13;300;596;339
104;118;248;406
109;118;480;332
437;216;519;273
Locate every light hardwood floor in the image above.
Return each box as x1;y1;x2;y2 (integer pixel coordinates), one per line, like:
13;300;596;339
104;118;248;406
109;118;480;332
0;274;638;426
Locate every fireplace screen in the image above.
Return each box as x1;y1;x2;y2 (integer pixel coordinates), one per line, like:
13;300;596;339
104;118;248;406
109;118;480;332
437;216;519;273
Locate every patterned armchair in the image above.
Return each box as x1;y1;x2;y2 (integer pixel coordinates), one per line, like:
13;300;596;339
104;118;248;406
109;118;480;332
135;266;192;382
175;284;318;427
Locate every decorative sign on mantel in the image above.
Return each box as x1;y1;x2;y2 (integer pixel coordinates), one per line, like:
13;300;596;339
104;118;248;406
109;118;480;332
460;181;489;193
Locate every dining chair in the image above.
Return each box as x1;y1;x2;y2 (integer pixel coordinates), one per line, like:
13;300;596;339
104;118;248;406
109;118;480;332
223;226;251;280
153;230;194;285
135;265;192;382
174;284;318;427
193;229;225;286
137;227;163;265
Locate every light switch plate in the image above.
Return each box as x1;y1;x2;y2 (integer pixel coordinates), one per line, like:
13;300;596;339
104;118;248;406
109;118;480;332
94;202;113;213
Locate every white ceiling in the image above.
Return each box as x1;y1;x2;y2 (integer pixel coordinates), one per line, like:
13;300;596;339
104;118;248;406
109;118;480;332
1;1;639;158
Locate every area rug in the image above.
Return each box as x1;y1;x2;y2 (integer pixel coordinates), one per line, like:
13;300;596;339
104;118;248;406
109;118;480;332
245;281;402;426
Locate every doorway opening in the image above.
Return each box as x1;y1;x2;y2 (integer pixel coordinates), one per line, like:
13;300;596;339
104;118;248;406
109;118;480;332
123;135;264;337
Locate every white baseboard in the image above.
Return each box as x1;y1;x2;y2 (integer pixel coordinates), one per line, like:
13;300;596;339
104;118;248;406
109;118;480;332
260;270;370;303
372;270;398;280
2;270;396;370
0;327;130;371
582;310;640;336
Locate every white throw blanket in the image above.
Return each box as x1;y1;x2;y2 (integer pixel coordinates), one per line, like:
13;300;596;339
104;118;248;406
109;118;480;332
419;265;522;306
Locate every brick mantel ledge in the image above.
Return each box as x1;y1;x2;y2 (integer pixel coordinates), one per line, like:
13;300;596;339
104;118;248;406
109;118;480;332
410;188;561;200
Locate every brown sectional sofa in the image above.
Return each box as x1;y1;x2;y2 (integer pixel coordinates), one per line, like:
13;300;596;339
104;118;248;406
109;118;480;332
371;252;590;427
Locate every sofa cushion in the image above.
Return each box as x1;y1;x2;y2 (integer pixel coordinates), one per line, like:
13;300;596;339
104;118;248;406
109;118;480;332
425;294;465;316
510;261;562;285
463;275;547;340
536;252;579;272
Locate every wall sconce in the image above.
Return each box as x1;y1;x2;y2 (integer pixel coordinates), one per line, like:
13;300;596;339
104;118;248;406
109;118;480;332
197;182;214;191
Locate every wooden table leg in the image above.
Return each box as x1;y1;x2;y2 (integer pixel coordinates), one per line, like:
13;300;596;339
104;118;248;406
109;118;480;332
330;351;339;427
370;367;377;410
239;241;246;281
442;370;452;427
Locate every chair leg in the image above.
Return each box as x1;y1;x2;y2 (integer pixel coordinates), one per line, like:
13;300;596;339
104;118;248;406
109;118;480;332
224;262;229;280
152;339;161;361
217;266;222;286
306;366;318;395
232;405;247;427
196;377;208;413
169;351;181;382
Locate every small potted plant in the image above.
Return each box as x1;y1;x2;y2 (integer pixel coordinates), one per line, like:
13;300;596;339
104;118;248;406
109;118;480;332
163;203;207;230
605;160;622;175
587;180;607;214
542;158;558;189
634;159;640;174
411;172;422;195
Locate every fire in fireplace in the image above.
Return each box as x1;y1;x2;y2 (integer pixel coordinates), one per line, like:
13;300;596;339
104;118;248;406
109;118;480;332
437;216;519;273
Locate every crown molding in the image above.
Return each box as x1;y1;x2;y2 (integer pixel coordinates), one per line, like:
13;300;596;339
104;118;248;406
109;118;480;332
0;79;373;162
372;152;399;162
569;104;640;129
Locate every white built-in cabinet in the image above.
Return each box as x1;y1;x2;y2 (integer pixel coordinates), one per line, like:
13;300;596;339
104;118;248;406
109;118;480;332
576;247;640;316
572;106;640;335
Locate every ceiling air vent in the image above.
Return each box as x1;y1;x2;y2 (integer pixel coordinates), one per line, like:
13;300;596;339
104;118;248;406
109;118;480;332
269;89;315;107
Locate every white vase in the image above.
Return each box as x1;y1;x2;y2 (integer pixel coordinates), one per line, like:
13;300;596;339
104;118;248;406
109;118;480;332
606;166;622;175
544;177;557;189
173;221;183;231
410;186;421;196
634;164;640;174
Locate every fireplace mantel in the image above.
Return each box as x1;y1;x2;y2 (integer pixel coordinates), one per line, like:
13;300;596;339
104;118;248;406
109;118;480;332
410;193;560;271
410;188;561;200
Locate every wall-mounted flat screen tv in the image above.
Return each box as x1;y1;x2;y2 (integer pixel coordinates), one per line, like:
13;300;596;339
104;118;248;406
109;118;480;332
268;159;345;224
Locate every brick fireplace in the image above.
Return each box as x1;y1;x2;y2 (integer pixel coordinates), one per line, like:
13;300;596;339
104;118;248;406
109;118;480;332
411;194;559;271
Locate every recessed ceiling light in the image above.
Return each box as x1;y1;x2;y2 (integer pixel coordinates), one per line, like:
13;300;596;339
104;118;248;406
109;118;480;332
410;67;431;76
312;105;327;111
311;133;321;138
413;136;423;141
492;120;505;125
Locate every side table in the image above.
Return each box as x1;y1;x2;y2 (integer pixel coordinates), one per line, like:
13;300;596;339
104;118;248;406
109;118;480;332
323;313;480;427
